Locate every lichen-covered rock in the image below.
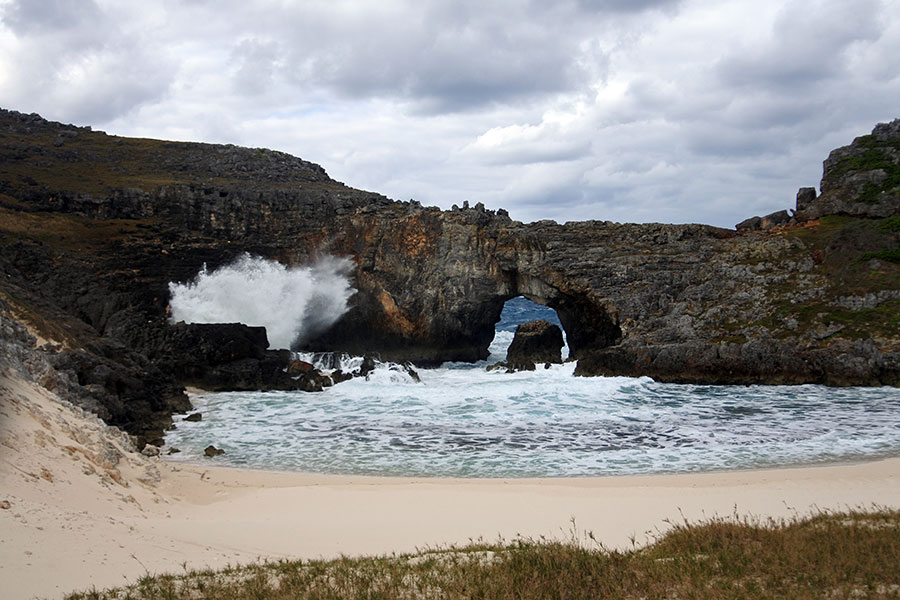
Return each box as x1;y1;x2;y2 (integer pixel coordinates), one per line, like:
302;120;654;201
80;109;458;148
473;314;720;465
796;118;900;220
736;210;791;232
505;320;564;370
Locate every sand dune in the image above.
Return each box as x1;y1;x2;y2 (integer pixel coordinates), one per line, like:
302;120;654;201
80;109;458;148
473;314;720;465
2;368;899;600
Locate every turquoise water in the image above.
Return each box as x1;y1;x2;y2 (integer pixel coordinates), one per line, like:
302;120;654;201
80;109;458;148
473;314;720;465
164;298;900;477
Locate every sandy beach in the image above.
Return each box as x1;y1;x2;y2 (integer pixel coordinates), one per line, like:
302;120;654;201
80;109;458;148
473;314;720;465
3;369;900;600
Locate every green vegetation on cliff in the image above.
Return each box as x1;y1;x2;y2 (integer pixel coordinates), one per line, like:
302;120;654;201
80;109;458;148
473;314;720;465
831;134;900;204
725;216;900;349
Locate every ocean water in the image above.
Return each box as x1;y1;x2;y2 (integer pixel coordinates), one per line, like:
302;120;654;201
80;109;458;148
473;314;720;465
164;297;900;478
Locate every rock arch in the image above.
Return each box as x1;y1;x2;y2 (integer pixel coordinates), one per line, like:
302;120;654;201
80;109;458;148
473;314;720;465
303;220;624;366
476;275;621;364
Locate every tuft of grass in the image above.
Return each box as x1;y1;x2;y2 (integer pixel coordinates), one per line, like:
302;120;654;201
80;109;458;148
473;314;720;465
62;508;900;600
876;216;900;234
863;249;900;264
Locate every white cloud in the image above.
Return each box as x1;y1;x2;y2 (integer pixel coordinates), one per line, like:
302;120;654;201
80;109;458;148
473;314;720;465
0;0;898;228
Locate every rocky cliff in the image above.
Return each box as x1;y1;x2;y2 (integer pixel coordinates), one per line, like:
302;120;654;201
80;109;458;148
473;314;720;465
1;108;898;443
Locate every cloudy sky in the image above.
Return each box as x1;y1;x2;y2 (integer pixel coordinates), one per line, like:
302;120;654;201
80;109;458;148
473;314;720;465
1;0;898;227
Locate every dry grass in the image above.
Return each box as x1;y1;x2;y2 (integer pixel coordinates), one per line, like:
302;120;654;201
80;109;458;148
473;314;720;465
63;508;900;600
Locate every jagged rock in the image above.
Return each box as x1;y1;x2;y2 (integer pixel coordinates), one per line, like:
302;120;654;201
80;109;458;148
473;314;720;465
138;465;162;486
141;444;160;457
155;322;269;365
330;369;353;384
287;359;314;374
183;412;202;422
402;363;421;383
505;320;564;370
575;339;899;387
737;210;791;232
796;118;900;220
736;215;762;232
796;187;817;211
359;355;377;378
760;210;791;229
204;445;224;457
487;360;535;373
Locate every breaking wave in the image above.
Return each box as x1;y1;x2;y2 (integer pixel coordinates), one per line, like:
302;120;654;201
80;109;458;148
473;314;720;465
168;254;355;349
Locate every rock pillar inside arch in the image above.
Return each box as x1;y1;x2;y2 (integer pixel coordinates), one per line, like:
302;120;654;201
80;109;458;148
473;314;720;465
549;293;621;358
506;320;565;370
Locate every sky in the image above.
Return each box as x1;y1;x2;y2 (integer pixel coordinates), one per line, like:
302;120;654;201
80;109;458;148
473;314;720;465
0;0;898;228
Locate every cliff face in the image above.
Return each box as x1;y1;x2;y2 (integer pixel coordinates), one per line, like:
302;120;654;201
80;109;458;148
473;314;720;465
799;119;900;220
1;109;899;442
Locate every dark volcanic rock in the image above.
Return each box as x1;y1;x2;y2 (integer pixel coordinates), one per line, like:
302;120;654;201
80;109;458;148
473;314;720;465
506;320;564;370
156;322;269;365
575;339;899;387
287;359;314;374
204;445;225;457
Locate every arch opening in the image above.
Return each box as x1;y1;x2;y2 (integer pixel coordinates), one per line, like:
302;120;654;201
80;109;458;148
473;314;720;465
488;296;569;363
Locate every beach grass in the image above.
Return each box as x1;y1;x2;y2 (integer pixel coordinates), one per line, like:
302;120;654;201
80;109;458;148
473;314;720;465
64;508;900;600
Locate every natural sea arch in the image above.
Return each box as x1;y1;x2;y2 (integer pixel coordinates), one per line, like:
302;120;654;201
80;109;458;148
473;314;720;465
491;296;569;360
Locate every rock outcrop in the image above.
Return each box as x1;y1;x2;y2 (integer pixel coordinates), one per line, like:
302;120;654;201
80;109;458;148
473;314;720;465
795;118;900;220
504;320;564;370
1;109;899;442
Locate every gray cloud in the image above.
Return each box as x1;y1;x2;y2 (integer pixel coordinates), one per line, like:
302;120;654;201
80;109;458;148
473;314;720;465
0;0;174;122
271;1;607;113
717;0;883;90
230;39;280;96
3;0;102;33
0;0;898;229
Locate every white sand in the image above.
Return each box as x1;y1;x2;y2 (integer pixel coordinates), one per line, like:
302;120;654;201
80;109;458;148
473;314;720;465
3;368;899;600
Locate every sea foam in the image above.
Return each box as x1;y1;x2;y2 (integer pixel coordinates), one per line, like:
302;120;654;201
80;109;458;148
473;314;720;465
163;297;900;477
168;254;354;349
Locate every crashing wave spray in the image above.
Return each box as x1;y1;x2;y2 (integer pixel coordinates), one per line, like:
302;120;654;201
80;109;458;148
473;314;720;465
168;254;355;349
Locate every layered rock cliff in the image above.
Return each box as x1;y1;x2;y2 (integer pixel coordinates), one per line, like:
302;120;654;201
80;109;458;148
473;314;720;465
1;108;898;443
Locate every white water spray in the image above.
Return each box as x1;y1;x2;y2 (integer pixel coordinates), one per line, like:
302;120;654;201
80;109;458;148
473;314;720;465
168;254;355;349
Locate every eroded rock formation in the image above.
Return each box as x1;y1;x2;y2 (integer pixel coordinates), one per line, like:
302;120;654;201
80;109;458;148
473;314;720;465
1;109;898;442
505;320;565;371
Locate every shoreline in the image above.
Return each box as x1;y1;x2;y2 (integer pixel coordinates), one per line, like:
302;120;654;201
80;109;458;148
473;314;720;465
162;453;900;492
4;371;900;599
160;448;900;483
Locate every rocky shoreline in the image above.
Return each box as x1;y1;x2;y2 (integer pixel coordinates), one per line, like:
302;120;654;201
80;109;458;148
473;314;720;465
1;108;898;444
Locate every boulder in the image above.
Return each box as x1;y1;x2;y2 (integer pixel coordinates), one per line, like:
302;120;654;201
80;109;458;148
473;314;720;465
506;320;564;370
736;210;791;232
759;209;791;229
287;359;314;374
141;444;160;457
204;445;224;457
735;215;762;232
796;187;817;212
